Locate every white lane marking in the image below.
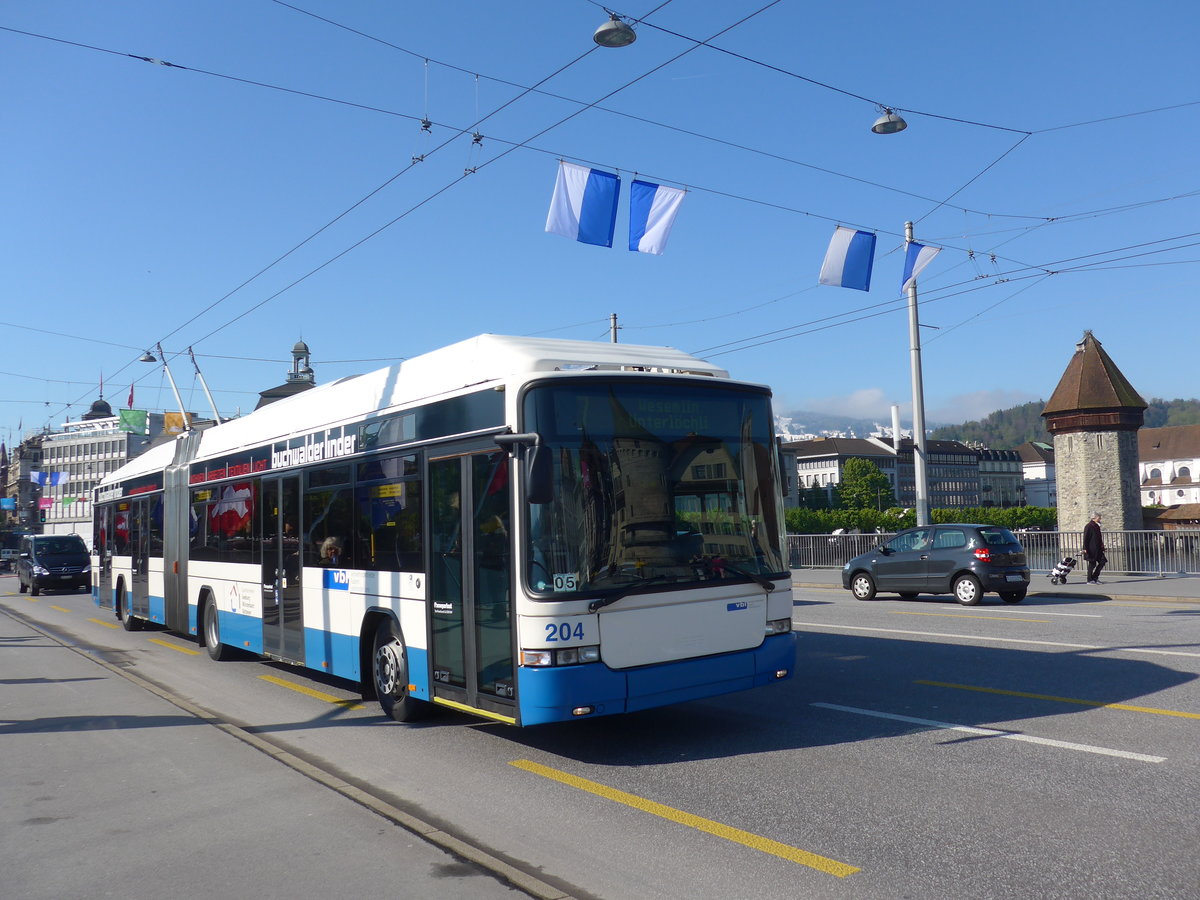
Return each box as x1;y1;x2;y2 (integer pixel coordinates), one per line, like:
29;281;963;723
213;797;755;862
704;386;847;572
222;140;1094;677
978;608;1103;618
792;621;1200;659
811;702;1166;764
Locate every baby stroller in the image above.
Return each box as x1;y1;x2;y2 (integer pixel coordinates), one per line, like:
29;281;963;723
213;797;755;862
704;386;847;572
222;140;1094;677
1049;556;1077;585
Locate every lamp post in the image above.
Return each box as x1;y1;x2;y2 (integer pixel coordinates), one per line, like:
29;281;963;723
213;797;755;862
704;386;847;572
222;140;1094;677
905;221;931;527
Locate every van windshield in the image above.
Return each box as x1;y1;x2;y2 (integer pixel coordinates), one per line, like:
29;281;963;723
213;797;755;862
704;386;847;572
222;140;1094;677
35;537;88;556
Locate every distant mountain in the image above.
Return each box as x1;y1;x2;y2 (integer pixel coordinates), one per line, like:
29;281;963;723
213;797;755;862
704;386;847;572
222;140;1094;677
929;398;1200;448
776;411;892;440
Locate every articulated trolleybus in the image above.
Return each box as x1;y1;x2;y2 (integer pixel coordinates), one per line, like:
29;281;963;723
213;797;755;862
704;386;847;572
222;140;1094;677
92;335;795;725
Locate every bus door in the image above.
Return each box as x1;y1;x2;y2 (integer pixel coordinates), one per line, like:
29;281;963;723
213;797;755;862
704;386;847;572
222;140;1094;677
130;498;151;619
94;504;112;605
261;476;304;661
428;447;515;714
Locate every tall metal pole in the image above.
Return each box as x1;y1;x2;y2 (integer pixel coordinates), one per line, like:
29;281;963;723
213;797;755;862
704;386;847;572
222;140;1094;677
610;313;619;343
905;222;931;526
156;343;189;432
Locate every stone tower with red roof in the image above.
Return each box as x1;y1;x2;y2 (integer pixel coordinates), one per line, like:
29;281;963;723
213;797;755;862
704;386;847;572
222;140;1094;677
1041;331;1146;533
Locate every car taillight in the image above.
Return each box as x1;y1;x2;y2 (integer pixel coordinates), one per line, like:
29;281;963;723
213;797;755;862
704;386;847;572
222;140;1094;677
973;548;991;561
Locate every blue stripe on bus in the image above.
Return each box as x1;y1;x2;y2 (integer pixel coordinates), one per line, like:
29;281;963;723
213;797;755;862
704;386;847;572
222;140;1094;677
213;608;264;655
176;613;431;701
147;594;166;625
516;633;796;726
296;630;429;698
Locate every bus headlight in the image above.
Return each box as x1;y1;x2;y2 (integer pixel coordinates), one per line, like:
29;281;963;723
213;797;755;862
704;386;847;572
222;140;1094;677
557;646;601;665
765;618;792;635
520;646;601;667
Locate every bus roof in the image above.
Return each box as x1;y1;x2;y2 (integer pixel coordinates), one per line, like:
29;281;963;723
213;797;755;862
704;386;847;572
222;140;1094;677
98;334;733;487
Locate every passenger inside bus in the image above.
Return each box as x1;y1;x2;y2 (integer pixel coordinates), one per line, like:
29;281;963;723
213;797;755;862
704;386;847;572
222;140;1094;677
319;536;343;566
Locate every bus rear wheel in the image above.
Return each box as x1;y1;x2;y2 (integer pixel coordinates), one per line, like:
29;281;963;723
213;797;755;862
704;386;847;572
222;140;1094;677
372;619;426;723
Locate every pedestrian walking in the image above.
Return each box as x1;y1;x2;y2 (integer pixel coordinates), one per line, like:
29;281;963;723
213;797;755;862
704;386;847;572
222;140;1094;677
1083;512;1107;583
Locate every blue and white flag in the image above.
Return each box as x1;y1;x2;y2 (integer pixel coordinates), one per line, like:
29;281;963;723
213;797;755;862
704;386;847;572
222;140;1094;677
818;226;876;292
30;470;64;487
628;179;686;255
901;240;941;292
545;161;620;248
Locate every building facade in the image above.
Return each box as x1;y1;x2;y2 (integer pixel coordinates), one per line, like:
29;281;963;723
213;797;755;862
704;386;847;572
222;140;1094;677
9;399;165;545
782;436;984;509
976;448;1025;507
1139;424;1200;508
1017;441;1056;507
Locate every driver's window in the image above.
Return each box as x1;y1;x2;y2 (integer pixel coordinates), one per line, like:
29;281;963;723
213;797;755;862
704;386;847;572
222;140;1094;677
888;529;931;553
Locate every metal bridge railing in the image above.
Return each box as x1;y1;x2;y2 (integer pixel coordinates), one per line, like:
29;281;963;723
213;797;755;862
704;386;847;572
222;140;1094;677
787;529;1200;577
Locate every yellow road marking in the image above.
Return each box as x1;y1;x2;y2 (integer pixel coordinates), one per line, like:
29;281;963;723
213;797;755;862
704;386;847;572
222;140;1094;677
49;605;71;613
89;617;120;629
890;610;1049;623
510;759;859;878
258;674;364;709
916;680;1200;720
431;696;516;724
26;596;41;602
148;637;201;656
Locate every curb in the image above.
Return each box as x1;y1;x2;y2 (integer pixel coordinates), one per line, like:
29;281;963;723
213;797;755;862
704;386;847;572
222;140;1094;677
790;581;1200;605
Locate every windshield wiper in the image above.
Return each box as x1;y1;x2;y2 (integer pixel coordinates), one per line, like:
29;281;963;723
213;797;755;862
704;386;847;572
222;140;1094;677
720;563;776;592
587;575;678;613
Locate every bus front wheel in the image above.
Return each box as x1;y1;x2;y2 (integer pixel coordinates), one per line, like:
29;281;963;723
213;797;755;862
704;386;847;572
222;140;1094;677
118;590;141;631
203;600;232;661
372;619;426;723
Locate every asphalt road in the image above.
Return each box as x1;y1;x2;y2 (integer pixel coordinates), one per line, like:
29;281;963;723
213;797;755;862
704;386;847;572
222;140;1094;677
3;574;1198;900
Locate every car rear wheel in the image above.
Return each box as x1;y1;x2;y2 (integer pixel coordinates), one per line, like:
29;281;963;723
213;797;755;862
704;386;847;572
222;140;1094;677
954;574;982;606
849;573;876;601
1000;590;1026;604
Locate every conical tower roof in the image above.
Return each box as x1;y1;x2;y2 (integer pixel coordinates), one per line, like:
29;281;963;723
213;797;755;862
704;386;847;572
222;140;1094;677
1042;331;1145;433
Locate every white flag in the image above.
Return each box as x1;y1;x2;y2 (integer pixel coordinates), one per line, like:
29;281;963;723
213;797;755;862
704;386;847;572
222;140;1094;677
901;241;941;292
545;161;620;248
628;179;686;255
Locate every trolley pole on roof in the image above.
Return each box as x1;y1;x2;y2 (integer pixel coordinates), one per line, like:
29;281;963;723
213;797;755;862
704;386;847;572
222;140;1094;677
156;343;190;432
610;313;619;343
187;346;223;425
905;221;931;526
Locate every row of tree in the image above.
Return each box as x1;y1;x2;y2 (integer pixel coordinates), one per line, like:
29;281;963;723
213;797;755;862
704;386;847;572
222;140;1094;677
784;505;1058;535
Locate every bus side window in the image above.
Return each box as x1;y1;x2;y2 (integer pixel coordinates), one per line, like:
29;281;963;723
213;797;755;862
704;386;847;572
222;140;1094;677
304;488;354;569
355;453;423;573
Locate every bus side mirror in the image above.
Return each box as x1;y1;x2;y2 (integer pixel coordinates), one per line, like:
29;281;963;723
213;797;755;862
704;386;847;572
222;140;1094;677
495;432;554;505
526;443;553;505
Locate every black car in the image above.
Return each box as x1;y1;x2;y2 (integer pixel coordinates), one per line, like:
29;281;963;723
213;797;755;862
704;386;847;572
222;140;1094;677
17;534;92;597
841;524;1030;605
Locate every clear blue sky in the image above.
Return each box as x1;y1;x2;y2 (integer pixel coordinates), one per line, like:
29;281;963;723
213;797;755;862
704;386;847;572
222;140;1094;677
4;0;1198;443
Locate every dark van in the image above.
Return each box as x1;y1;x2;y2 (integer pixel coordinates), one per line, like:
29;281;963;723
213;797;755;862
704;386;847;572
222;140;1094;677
17;534;91;596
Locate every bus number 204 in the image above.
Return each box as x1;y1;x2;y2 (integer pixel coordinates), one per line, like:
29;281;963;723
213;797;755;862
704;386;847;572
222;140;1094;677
545;621;586;643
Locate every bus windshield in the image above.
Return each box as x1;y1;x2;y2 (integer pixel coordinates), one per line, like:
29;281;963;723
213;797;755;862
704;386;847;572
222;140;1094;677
522;379;786;598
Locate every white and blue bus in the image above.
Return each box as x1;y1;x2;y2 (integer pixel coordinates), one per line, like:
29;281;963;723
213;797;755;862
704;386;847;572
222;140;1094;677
92;335;795;725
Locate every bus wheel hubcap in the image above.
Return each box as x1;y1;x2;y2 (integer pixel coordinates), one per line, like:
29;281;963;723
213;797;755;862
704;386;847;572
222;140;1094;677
375;644;401;695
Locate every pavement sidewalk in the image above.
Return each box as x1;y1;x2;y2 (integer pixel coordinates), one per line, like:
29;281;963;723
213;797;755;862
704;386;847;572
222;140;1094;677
791;566;1200;604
